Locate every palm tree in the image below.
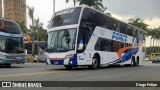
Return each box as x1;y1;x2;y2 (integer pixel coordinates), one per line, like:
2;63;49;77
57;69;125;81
27;6;36;58
77;0;104;11
147;29;154;54
156;27;160;53
66;0;76;6
32;18;44;63
128;18;149;31
150;28;159;53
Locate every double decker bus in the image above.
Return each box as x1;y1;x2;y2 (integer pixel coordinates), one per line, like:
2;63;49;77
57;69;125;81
46;6;146;69
0;18;30;67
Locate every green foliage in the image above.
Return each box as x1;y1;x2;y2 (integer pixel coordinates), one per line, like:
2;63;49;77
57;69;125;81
128;18;160;55
128;18;149;31
27;6;47;56
37;29;48;41
16;21;28;34
66;0;111;15
66;0;76;6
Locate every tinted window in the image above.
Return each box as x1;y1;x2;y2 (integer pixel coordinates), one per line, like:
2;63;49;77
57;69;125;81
94;38;133;52
80;8;96;32
95;38;112;51
49;7;81;28
120;22;127;34
0;19;22;34
127;25;133;36
81;8;119;32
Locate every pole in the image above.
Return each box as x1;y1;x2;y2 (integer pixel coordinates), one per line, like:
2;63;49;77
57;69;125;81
1;0;3;18
53;0;55;16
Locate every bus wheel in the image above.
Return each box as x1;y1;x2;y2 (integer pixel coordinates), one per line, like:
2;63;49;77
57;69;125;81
5;64;11;68
136;57;139;66
129;57;136;67
64;65;72;70
88;56;98;70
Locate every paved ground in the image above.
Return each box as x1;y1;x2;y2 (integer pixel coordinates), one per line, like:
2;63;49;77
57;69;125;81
0;61;160;90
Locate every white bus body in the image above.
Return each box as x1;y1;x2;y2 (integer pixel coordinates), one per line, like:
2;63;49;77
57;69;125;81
46;6;145;69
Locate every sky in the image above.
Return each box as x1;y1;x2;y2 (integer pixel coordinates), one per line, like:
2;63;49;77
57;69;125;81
26;0;160;46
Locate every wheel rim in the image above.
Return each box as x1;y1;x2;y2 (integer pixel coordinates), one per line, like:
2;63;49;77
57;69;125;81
131;60;133;66
92;58;97;68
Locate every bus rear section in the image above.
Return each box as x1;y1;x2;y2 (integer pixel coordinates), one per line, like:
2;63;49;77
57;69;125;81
0;18;29;67
46;6;145;69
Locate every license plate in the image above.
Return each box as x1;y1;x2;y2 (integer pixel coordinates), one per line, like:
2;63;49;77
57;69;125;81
13;60;17;63
54;62;59;65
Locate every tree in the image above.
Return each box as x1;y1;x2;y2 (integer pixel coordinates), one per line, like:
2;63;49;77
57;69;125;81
27;6;36;58
33;18;47;41
128;18;150;55
77;0;104;11
32;18;47;63
147;28;160;54
66;0;76;6
128;18;149;31
65;0;111;15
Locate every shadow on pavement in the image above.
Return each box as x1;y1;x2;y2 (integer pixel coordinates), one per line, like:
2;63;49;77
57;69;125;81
0;65;25;68
48;65;141;71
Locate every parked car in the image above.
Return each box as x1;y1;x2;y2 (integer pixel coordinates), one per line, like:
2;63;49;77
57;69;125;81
144;57;150;61
152;56;160;63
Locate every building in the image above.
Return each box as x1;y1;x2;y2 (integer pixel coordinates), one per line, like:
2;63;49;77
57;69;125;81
1;0;26;25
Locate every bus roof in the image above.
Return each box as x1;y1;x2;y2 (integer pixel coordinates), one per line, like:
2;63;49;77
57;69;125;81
0;18;17;24
51;5;145;33
0;18;22;34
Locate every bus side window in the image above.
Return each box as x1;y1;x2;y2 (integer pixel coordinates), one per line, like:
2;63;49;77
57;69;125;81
120;22;127;34
113;41;120;52
94;38;101;51
127;25;133;36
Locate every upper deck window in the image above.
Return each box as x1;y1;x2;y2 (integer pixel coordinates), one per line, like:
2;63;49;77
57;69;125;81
49;7;81;28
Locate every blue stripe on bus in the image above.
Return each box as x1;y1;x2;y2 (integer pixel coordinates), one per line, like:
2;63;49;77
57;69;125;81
68;54;77;66
49;54;77;66
107;48;139;64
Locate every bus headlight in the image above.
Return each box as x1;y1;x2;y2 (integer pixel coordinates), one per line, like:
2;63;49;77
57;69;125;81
66;54;74;59
0;54;7;58
45;52;49;59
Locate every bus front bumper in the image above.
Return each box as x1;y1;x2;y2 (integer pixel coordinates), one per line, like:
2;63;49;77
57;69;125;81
0;58;25;64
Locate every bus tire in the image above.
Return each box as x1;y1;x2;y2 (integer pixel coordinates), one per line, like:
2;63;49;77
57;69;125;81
88;56;99;70
5;64;11;68
128;57;136;67
64;65;72;70
136;56;139;66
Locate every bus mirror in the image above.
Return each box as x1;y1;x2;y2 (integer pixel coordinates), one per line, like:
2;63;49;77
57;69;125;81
78;40;84;50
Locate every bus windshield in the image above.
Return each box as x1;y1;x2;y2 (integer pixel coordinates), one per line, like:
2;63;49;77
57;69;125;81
47;28;76;52
0;35;24;53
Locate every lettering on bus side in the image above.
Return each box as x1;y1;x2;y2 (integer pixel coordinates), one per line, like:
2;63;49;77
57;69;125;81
112;32;127;42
